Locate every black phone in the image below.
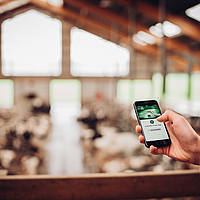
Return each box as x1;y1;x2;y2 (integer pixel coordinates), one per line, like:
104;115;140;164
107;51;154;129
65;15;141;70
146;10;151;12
133;100;171;148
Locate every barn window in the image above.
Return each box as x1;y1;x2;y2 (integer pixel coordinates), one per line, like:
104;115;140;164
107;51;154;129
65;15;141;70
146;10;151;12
70;27;130;77
1;9;62;76
50;79;81;105
0;79;14;108
165;73;189;103
117;79;152;104
191;73;200;100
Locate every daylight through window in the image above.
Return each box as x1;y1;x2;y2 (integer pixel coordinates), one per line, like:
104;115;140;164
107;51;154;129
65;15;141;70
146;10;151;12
70;27;130;77
1;9;62;76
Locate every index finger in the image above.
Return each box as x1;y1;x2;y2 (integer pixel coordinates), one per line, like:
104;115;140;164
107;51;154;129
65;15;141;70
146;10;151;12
136;125;142;134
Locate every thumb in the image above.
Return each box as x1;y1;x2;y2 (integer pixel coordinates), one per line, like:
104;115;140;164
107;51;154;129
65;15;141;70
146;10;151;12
156;114;165;123
157;110;176;123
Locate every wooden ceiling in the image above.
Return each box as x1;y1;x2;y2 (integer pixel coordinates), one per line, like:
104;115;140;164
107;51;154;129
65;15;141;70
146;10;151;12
0;0;200;71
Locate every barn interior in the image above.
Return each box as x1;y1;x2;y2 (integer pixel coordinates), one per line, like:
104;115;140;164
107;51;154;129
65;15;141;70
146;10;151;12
0;0;200;199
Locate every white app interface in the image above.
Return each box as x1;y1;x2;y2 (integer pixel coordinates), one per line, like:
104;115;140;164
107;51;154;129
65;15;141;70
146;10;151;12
141;119;169;141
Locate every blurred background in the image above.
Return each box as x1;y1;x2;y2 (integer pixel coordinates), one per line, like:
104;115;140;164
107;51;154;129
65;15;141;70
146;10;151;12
0;0;200;176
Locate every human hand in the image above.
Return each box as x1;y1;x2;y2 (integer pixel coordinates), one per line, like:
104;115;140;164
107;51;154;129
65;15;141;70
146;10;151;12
136;110;200;165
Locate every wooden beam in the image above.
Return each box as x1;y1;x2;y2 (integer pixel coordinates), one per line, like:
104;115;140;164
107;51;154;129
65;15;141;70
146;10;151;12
65;0;129;27
0;0;29;15
0;0;14;7
0;170;200;200
112;0;131;7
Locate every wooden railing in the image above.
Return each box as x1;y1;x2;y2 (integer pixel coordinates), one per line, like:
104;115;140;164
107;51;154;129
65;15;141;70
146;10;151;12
0;170;200;200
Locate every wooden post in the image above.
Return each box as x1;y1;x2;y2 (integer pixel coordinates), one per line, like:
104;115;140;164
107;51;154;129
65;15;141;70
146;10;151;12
159;0;167;101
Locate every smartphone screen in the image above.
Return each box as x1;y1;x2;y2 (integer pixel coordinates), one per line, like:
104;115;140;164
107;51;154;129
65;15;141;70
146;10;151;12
134;100;171;148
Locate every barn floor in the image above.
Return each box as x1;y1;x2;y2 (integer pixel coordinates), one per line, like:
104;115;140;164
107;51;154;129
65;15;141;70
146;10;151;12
42;102;84;175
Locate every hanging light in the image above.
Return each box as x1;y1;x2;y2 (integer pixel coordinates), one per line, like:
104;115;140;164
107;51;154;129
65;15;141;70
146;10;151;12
132;34;147;46
132;31;155;46
186;3;200;22
149;21;181;38
149;23;163;37
163;21;181;37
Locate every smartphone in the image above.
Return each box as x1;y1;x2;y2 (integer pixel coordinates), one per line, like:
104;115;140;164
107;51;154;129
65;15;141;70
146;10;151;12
133;100;171;148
